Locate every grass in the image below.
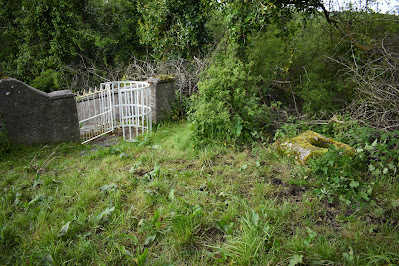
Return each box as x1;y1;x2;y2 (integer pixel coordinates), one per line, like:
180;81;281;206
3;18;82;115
1;121;399;265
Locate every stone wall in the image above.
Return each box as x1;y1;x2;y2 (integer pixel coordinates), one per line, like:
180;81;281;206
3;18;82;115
0;78;80;145
148;77;176;123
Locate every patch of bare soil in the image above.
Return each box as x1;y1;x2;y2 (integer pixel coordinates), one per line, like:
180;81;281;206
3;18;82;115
201;227;226;244
89;130;122;147
269;177;306;202
134;168;149;177
315;202;341;229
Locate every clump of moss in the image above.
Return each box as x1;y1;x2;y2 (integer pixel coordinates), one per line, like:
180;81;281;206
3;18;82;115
155;75;175;82
277;130;355;164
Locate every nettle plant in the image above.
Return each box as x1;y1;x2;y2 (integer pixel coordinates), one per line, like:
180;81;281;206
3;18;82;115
357;132;399;181
309;146;373;207
340;125;399;181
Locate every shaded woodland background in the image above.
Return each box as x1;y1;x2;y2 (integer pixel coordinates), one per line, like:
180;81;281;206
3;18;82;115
1;0;399;139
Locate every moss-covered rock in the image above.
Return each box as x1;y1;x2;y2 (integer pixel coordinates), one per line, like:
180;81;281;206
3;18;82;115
277;130;355;164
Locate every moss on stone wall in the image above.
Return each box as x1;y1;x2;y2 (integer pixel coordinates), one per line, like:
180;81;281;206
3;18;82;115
154;75;175;83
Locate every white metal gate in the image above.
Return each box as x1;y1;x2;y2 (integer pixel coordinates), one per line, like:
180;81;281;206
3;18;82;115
75;85;114;144
75;81;152;143
119;82;152;141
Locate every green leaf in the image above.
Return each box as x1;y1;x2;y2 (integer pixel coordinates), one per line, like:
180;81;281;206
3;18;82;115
383;167;388;175
144;234;156;245
100;183;117;193
391;200;399;208
97;206;115;221
191;207;202;218
339;195;351;206
28;194;45;205
233;119;243;137
251;210;259;227
365;144;374;152
130;235;139;245
360;191;370;201
349;181;359;188
304;227;317;247
368;164;375;171
119;152;129;159
58;220;72;237
371;139;378;147
168;189;175;201
122;246;134;258
313;188;322;194
289;254;303;266
136;248;148;265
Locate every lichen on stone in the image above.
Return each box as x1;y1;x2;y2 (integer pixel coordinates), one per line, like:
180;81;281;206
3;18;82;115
277;130;356;164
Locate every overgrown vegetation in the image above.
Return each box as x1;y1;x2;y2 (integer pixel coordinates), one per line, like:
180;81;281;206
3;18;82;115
2;0;399;264
1;122;399;264
1;1;398;129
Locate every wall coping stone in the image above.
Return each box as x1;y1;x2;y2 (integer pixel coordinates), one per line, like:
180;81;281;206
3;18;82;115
49;90;74;100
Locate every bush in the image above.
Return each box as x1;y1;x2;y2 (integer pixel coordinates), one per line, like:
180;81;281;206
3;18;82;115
31;69;62;93
189;47;265;143
298;71;350;114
